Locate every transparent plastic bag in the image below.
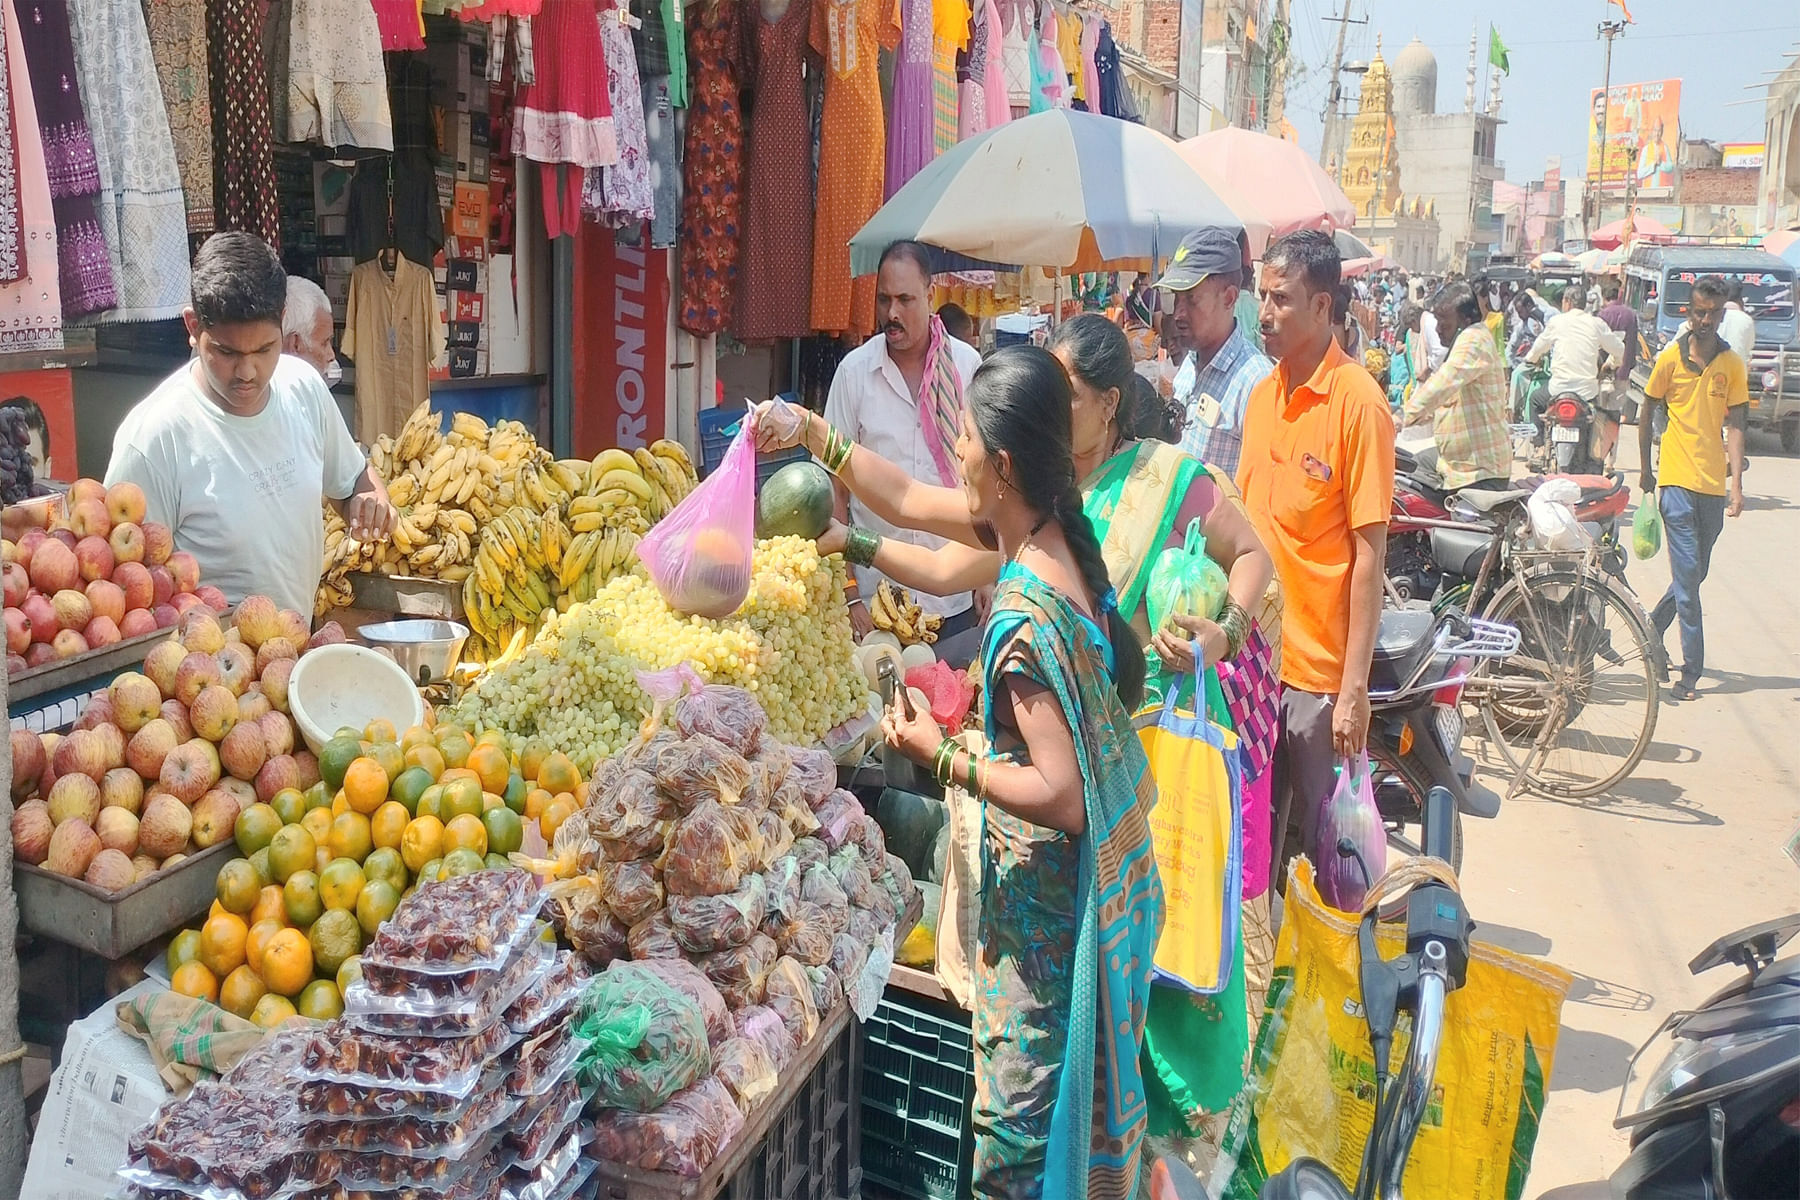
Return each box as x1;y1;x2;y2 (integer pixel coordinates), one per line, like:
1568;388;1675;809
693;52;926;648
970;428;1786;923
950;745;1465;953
503;1077;584;1165
850;812;889;868
574;963;712;1112
297;1018;519;1094
764;956;820;1044
661;800;751;897
1146;516;1230;636
800;863;850;924
828;933;869;988
755;809;794;868
559;886;630;968
787;747;839;809
813;790;865;849
599;858;665;927
634;419;757;619
626;910;684;961
803;964;842;1012
587;1077;745;1178
588;770;674;848
297;1064;502;1121
505;1133;592;1200
630;957;733;1044
696;931;778;1009
746;743;793;805
358;872;544;996
298;1087;520;1157
730;1004;799;1069
674;684;768;756
764;855;803;916
669;872;768;953
710;1036;779;1115
882;851;919;918
1633;490;1662;560
792;837;830;871
345;940;553;1039
125;1081;299;1200
1315;752;1386;912
653;734;752;811
634;663;705;737
503;951;589;1036
505;1023;583;1099
831;848;883;910
763;899;835;966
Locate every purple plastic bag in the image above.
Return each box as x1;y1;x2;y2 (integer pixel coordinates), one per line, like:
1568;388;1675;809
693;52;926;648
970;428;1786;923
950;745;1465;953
1315;752;1386;912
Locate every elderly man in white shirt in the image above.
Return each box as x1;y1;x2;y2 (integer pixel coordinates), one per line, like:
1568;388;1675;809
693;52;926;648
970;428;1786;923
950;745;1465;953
823;241;982;642
1525;286;1624;403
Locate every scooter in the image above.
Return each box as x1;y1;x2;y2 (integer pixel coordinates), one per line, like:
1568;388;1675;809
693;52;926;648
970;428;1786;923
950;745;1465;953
1149;786;1476;1200
1611;914;1800;1198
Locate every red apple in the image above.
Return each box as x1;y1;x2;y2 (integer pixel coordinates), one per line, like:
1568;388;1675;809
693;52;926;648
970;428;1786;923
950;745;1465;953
7;653;26;675
278;609;311;648
254;754;301;804
159;699;194;742
91;722;127;770
140;521;173;566
218;720;267;781
25;643;55;667
215;643;255;696
53;728;108;783
218;778;257;808
5;607;30;655
15;529;45;560
292;750;320;791
75;535;114;583
52;589;92;633
143;639;187;697
85;578;126;626
306;621;347;651
159;739;220;805
67;498;111;540
125;718;176;779
2;561;27;607
259;657;294;713
180;611;224;655
119;608;157;638
188;684;239;742
66;478;106;508
105;481;147;527
255;711;296;759
237;687;271;723
254;637;297;675
113;561;154;611
173;650;222;706
74;692;115;731
48;529;76;551
152;603;179;628
20;593;56;643
147;564;175;607
100;767;145;816
108;522;144;566
11;728;46;799
170;593;202;616
84;615;121;648
167;551;200;594
232;595;282;650
51;629;89;659
109;671;163;733
195;585;229;613
28;539;79;594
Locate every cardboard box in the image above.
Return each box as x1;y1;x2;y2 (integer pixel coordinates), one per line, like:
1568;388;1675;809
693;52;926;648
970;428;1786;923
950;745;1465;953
452;291;485;324
446;259;479;292
448;320;482;351
450;182;488;240
449;347;479;377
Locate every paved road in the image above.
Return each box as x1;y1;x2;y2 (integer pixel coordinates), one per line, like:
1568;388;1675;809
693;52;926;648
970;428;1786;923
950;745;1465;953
1455;430;1800;1197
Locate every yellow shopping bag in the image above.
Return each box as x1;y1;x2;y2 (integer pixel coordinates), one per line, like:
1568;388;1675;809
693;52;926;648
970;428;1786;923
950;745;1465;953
1214;858;1573;1200
1134;673;1242;994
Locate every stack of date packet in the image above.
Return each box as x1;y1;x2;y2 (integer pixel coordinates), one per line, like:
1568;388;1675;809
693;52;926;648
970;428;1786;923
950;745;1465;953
117;870;595;1200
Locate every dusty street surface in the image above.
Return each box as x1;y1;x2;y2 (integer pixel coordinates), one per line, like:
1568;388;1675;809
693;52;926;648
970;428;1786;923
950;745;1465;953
1454;430;1800;1198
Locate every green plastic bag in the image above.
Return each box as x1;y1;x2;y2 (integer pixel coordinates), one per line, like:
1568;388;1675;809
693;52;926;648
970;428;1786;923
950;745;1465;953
1146;517;1229;637
1632;491;1663;560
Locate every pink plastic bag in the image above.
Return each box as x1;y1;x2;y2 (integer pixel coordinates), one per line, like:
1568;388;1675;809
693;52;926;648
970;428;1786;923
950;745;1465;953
635;420;756;618
1314;752;1386;913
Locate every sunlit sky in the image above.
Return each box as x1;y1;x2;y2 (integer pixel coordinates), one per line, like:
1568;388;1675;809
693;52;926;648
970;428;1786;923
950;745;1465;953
1280;0;1799;184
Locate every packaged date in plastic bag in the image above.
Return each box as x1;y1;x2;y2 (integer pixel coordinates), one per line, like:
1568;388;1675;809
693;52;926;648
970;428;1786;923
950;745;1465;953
652;734;751;811
668;872;767;953
630;958;733;1044
559;886;630;968
711;1037;778;1115
660;800;750;897
754;810;794;869
804;964;842;1012
813;790;865;849
764;956;820;1043
762;900;835;967
626;910;684;961
587;769;673;847
696;932;778;1009
586;1077;744;1178
599;858;665;927
787;747;838;809
673;684;767;756
574;962;712;1112
730;1004;798;1069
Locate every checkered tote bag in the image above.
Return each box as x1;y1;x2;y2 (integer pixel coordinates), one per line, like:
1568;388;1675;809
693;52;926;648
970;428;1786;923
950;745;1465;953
1214;622;1279;779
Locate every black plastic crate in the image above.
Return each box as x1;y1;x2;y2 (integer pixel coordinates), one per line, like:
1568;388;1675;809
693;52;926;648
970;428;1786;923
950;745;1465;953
860;991;977;1200
697;402;809;487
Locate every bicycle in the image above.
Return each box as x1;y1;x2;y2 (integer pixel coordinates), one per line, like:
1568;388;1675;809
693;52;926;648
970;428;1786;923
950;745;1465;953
1391;483;1660;800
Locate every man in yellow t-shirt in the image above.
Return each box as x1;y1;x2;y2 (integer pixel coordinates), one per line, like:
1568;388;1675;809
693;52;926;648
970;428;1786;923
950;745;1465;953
1638;274;1747;701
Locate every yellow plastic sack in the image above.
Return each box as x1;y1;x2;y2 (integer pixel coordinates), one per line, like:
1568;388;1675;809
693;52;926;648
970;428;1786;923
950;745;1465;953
1214;859;1573;1200
1134;680;1241;994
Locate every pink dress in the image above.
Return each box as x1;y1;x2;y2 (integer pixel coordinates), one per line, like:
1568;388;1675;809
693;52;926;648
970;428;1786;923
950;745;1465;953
957;0;1007;141
370;0;424;50
1078;14;1099;113
0;0;64;354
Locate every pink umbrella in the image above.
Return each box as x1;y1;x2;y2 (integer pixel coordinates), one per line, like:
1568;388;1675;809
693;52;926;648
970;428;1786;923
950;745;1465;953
1590;214;1674;250
1175;127;1357;239
1762;228;1800;257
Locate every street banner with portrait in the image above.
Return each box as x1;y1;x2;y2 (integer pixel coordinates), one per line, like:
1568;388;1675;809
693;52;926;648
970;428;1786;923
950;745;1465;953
1588;78;1682;197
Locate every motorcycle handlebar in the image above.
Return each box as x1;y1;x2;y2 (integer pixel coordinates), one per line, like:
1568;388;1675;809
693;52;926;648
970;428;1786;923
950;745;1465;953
1423;786;1457;863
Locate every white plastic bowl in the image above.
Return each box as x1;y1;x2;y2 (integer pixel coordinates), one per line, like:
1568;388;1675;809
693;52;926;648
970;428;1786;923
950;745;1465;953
288;642;427;753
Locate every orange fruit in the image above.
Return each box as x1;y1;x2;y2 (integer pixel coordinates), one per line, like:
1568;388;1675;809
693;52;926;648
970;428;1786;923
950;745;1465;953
215;858;262;916
234;803;282;856
297;979;344;1021
319;857;366;912
414;784;444;821
171;961;219;1004
331;792;350;817
343;757;390;815
314;845;333;876
400;724;435;753
246;917;285;974
371;801;410;850
308;909;362;975
481;791;504;813
283;869;323;927
363;846;407;893
403;743;446;778
536;751;581;796
209;899;227;920
475;728;509;750
250;884;286;927
518;739;551;782
262;928;314;996
483;807;524;856
367;741;406;784
219;965;267;1019
327;810;374;863
250;993;299;1028
247;848;273;889
436;729;473;770
363;718;398;744
524;788;552;820
390;766;434;815
270;787;308;827
267;824;316;883
356;879;401;938
336;955;364;995
300;806;333;846
166;928;203;974
540;796;577;841
440;775;484;821
442;812;488;857
467;743;512;794
400;815;445;874
318;736;363;793
574;781;590;805
198;913;249;978
503;773;528;813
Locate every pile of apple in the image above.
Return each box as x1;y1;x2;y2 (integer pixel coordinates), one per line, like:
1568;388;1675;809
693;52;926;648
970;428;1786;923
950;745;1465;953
3;477;224;676
9;595;350;892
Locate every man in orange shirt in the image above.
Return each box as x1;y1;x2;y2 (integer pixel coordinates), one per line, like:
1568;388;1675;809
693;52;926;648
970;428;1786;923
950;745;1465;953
1236;230;1395;884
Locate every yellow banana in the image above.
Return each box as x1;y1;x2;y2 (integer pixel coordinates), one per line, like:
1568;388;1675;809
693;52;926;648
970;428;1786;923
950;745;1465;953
651;439;693;473
551;460;588;494
590;448;638;478
593;468;652;505
569;511;608;533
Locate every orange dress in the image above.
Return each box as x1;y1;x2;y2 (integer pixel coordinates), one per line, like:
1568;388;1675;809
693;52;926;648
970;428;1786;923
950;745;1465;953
810;0;898;337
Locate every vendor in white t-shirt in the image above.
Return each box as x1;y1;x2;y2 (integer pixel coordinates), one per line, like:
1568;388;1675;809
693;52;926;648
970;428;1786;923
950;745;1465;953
104;233;396;617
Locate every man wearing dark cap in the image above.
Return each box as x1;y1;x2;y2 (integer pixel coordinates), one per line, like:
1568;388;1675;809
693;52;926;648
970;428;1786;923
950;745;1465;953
1159;226;1271;477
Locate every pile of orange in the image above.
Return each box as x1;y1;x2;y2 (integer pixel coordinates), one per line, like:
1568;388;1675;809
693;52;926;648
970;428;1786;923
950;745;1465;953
169;719;588;1026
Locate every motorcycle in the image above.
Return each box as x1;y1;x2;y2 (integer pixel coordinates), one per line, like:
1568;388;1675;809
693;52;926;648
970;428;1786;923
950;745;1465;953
1541;390;1608;475
1149;786;1475;1200
1364;605;1518;870
1611;914;1800;1198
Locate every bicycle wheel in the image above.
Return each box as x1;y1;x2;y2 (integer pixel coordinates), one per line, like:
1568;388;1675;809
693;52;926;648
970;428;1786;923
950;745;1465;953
1467;568;1659;798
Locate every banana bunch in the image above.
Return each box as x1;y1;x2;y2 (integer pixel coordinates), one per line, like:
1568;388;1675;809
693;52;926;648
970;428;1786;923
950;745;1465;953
871;582;942;645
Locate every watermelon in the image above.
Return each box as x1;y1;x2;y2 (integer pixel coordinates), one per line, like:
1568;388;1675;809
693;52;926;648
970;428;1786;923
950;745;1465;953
756;461;835;540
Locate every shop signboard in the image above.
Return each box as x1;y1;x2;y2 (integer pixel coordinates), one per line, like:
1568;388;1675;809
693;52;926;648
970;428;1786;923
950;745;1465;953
1720;142;1765;169
0;367;76;482
572;226;670;456
1587;78;1681;197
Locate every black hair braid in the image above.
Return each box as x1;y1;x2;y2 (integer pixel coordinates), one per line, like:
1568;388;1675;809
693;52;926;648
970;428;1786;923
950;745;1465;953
1053;485;1146;710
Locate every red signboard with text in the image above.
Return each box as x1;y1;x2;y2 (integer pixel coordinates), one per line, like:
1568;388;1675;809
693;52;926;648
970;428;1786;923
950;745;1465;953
571;226;670;458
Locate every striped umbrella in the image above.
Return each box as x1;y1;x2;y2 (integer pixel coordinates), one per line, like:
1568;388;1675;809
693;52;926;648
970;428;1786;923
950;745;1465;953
849;109;1258;277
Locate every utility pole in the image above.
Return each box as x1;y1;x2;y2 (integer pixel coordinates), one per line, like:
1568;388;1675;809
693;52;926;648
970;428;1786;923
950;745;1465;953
1318;5;1366;170
1588;19;1627;241
1267;0;1293;132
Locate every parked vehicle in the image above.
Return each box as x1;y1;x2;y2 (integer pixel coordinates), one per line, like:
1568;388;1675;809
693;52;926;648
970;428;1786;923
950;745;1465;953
1612;914;1800;1199
1622;246;1799;448
1539;389;1608;474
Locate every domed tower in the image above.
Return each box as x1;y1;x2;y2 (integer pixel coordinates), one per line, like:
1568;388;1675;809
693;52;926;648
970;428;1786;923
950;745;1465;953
1341;38;1395;219
1392;36;1438;118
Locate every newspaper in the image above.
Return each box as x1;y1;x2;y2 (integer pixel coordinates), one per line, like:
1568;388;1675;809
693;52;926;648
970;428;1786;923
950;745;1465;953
20;979;171;1200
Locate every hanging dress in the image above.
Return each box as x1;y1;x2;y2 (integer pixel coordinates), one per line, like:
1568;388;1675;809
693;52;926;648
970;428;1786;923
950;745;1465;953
583;0;653;229
930;0;967;154
65;0;190;320
676;0;744;334
0;0;21;281
370;0;425;49
734;0;812;340
633;0;683;248
810;0;896;336
1035;2;1066;109
143;0;212;236
15;0;113;316
886;0;933;196
1095;20;1137;122
958;0;1005;141
0;0;63;352
1078;13;1099;115
206;0;280;245
512;0;615;168
1000;0;1030;113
